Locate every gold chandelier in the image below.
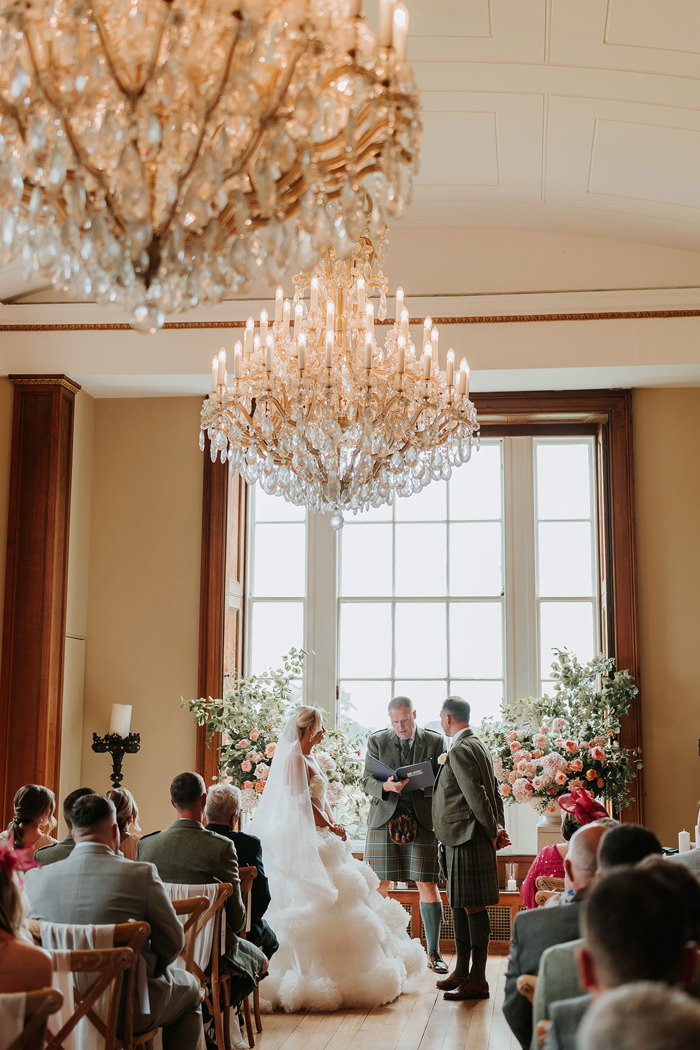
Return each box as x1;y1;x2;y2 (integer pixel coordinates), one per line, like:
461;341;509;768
200;204;479;528
0;0;421;331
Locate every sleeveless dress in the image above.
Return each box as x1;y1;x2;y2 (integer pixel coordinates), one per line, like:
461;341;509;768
259;773;425;1012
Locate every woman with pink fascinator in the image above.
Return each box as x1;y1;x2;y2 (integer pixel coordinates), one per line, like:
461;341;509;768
519;788;609;909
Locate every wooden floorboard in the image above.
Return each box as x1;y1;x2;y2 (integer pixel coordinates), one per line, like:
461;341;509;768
257;954;515;1050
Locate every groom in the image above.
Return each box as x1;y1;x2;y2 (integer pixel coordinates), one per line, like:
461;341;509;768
432;695;509;1000
363;696;447;973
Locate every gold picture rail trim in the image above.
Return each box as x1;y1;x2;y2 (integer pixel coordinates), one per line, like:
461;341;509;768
0;308;699;332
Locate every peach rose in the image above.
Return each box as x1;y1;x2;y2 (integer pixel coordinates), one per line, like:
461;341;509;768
254;780;265;792
507;771;517;784
591;746;606;762
555;771;568;785
506;730;519;742
241;760;252;772
532;749;542;759
500;783;512;797
250;728;260;741
586;769;597;781
265;743;276;759
242;781;254;790
238;739;249;749
568;758;583;772
510;741;522;752
564;741;579;754
596;777;604;788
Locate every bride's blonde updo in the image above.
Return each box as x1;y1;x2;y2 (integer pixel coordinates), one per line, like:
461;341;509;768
295;705;324;740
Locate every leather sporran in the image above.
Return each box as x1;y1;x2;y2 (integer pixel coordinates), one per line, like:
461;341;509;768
388;812;418;845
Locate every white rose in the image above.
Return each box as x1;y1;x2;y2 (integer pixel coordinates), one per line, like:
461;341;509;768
438;752;448;765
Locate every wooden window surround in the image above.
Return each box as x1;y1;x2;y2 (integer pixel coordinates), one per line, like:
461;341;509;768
197;389;642;821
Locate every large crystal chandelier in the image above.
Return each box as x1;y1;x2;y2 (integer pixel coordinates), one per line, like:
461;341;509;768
200;202;479;528
0;0;420;332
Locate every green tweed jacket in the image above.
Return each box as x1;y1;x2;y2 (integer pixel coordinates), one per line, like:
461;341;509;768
362;725;445;831
34;835;75;866
431;728;504;846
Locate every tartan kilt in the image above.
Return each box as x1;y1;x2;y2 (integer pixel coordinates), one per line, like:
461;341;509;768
445;835;499;909
364;824;440;883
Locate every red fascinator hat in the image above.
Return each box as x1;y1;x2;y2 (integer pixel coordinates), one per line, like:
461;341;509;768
557;786;608;825
0;838;38;879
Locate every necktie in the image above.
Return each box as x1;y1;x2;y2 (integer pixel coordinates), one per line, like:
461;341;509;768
401;738;411;761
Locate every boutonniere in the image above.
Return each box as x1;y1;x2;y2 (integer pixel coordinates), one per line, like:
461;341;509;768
438;752;448;766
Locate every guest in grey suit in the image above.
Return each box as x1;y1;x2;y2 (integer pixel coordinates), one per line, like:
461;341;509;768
503;822;607;1049
578;983;700;1050
363;696;448;972
670;848;700;880
137;772;267;1007
432;696;510;1000
542;863;699;1050
23;794;202;1050
33;787;96;866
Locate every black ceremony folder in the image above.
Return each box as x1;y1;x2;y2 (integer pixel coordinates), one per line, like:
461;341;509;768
369;756;435;792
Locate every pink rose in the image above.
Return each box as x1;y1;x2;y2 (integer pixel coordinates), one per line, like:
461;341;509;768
591;746;606;762
493;756;505;780
326;782;343;805
555;771;568;785
533;734;548;749
568;759;583;772
238;739;249;749
254;762;270;780
510;741;522;752
500;783;512;797
507;771;517;784
564;741;579;754
241;760;252;772
506;730;519;742
265;743;276;759
532;775;545;791
250;729;260;741
554;738;565;749
513;778;534;803
247;751;263;764
532;749;542;759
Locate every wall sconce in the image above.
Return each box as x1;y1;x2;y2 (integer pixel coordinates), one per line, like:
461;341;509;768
91;704;140;789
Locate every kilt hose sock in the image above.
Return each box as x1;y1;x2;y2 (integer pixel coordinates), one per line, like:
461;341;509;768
451;906;472;977
467;908;491;983
419;900;443;955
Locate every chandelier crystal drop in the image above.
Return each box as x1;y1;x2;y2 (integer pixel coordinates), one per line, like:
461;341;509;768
0;0;421;332
200;205;479;528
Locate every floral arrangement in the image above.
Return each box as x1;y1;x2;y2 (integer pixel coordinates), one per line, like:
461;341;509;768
183;649;366;833
479;651;641;815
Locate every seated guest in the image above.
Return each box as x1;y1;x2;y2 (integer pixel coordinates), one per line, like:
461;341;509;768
0;840;52;992
543;864;700;1050
23;795;203;1050
597;822;662;871
578;983;700;1050
503;822;607;1050
105;787;141;860
520;788;608;909
1;785;57;856
669;846;700;880
34;787;96;866
137;772;267;1007
533;820;671;1039
204;783;278;959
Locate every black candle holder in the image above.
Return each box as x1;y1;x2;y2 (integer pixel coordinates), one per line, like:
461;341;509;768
91;732;141;789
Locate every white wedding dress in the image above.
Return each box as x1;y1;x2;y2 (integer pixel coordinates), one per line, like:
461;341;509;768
249;721;425;1013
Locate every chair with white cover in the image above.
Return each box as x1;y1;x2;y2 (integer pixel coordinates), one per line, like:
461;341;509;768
0;987;63;1050
235;866;261;1048
45;947;132;1050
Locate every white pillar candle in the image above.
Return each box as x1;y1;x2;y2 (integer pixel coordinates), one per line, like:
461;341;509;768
294;302;303;340
364;332;373;369
311;277;319;314
395;286;404;324
431;326;438;359
253;335;260;356
392;2;409;61
326;300;335;339
259;308;268;343
446;348;455;386
298;331;306;372
282;299;291;339
679;829;691;853
365;301;374;336
422;347;432;379
265;335;273;373
109;703;132;737
397;334;406;373
423;316;432;349
275;286;283;324
211;356;218;392
378;0;395;46
217;348;226;386
244;317;254;356
357;276;365;313
400;307;409;341
325;331;333;368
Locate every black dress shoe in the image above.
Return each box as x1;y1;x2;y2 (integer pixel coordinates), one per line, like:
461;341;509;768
436;971;463;990
427;949;449;974
442;977;490;1001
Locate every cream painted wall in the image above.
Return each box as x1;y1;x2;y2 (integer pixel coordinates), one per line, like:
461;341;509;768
0;378;12;656
634;388;700;846
58;390;95;835
81;397;203;835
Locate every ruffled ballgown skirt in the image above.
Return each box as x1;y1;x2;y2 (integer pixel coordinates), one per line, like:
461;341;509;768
260;829;425;1012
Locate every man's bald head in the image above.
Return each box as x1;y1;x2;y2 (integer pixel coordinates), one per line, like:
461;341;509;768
565;822;608;893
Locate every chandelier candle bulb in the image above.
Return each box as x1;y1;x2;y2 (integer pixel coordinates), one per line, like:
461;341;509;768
357;276;366;312
282;299;291;338
325;331;334;368
260;309;268;342
298;332;306;372
245;318;254;356
379;0;396;46
395;286;404;322
365;301;374;336
397;334;406;373
423;347;432;379
327;301;335;339
446;348;455;386
217;349;227;387
311;277;319;314
423;316;432;349
211;356;218;392
233;342;242;379
431;326;439;359
265;336;273;373
458;358;469;396
400;308;409;341
294;302;303;340
392;4;410;61
365;332;373;369
275;288;284;325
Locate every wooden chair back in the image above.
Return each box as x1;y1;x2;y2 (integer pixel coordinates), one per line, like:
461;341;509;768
534;875;565;907
44;947;133;1050
112;922;157;1050
236;866;260;1048
171;896;209;971
4;987;64;1050
238;866;257;935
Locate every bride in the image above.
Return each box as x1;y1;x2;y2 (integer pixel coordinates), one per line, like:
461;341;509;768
249;705;424;1012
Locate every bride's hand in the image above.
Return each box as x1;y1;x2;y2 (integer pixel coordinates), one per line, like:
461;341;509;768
331;823;347;841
